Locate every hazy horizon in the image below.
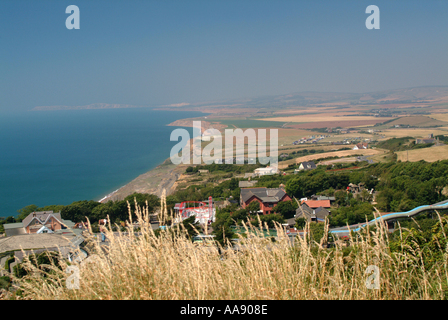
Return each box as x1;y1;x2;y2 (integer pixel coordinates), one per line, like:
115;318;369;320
1;0;448;112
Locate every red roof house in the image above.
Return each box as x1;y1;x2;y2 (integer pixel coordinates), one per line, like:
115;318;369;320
301;199;331;209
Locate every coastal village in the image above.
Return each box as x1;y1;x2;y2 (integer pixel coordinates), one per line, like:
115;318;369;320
0;128;424;279
2;0;448;301
2;107;448;299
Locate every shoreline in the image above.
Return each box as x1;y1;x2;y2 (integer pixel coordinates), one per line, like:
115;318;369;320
95;114;206;203
95;113;229;203
96;157;188;203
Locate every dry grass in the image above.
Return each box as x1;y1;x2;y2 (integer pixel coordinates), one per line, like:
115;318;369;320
384;116;448;127
427;114;448;123
396;145;448;162
380;128;448;138
257;114;394;123
5;200;448;300
278;149;386;169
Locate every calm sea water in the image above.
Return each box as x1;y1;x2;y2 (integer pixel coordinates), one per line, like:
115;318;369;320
0;108;203;217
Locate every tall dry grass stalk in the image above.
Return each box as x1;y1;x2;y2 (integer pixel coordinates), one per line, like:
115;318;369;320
9;200;448;300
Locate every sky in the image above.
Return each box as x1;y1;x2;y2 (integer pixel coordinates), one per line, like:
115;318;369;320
1;0;448;112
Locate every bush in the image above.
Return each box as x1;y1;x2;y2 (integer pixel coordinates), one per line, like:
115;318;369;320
0;276;11;290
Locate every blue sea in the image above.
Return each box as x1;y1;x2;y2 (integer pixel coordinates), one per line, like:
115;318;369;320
0;108;203;218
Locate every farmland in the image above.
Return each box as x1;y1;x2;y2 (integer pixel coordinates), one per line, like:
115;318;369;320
161;86;448;165
396;145;448;162
277;148;387;169
373;115;448;129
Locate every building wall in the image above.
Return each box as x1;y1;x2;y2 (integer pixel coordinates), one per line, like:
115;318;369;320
26;216;62;234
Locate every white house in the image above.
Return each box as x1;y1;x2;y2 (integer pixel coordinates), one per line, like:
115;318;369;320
254;166;279;176
353;143;368;150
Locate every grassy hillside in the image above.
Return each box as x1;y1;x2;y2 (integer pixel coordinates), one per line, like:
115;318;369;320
375;137;435;152
8;210;448;300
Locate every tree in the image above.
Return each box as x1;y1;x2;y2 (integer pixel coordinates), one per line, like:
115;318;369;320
124;193;160;214
61;200;101;223
272;200;297;219
229;178;238;190
309;222;326;244
180;215;200;240
251;214;285;228
295;217;306;230
16;204;39;221
213;224;235;247
247;201;261;214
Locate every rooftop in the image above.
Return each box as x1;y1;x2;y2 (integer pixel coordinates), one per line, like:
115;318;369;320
301;199;331;208
241;187;288;204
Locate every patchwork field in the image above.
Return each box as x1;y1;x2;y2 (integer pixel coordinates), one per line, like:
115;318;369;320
277;148;387;169
428;113;448;122
375;116;448;128
257;114;393;129
258;114;394;123
396;145;448;162
380;128;448;139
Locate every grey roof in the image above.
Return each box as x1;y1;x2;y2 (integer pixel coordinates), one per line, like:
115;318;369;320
3;214;77;237
317;196;335;201
0;233;76;255
241;187;288;204
22;211;62;228
300;161;317;169
295;203;330;221
3;223;27;237
3;223;24;230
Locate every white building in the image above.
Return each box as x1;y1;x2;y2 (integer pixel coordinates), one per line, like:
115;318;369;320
254;166;279;176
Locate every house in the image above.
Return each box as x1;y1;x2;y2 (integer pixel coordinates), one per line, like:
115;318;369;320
240;187;292;215
301;199;331;209
415;138;437;144
295;202;330;223
297;161;317;171
353;143;368;150
347;182;366;194
3;211;78;237
254;166;279;176
316;195;336;204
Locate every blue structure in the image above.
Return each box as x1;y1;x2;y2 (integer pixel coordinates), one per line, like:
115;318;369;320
329;199;448;235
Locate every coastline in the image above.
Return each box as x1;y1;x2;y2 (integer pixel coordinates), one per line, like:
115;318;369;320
97;158;186;203
96;116;228;203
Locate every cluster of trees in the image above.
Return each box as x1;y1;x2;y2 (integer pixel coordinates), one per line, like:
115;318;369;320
370;161;448;212
166;177;241;207
387;214;448;268
211;199;298;246
286;169;360;199
4;156;448;247
63;192;161;224
1;193;161;232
